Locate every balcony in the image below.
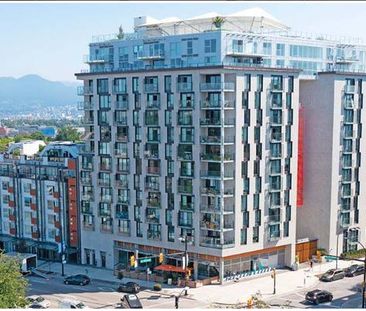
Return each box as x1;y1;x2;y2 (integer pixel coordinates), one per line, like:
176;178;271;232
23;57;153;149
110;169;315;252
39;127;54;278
144;150;159;159
145;182;160;192
180;202;194;211
268;213;281;224
200;220;220;231
178;117;193;126
77;86;93;96
147;136;160;143
145;116;159;126
200;82;235;92
112;85;127;94
98;179;111;187
100;195;113;203
116;134;128;142
179;100;195;109
270;132;282;143
147;166;160;175
78;101;94;110
200;170;234;179
200;237;222;248
200;100;235;109
115;149;128;158
82;221;95;231
177;82;193;92
147;230;161;240
99;163;112;172
114;118;128;126
270;82;283;92
144;84;159;93
81;117;94;126
344;84;356;93
270;99;283;109
81;193;94;201
138;51;165;60
146;214;160;224
200;153;234;162
178;220;193;228
200;135;234;144
146;198;161;208
100;224;113;233
178;151;192;161
81;206;93;214
177;184;193;194
146;100;160;109
116;100;129;110
115;179;128;188
201;186;220;196
115;210;129;220
81;177;92;185
180;135;194;144
343;98;355;109
200;118;221;126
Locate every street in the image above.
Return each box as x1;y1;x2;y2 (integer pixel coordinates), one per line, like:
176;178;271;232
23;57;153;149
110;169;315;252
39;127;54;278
26;274;208;309
266;273;364;308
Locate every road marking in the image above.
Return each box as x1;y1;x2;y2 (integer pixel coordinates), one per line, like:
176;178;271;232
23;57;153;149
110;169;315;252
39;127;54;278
97;286;115;291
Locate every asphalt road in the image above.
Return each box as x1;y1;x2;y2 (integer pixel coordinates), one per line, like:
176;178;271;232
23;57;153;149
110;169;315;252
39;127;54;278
266;273;364;308
26;274;208;309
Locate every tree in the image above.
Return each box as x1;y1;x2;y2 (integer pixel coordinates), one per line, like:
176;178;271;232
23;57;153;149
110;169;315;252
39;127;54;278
55;126;81;142
0;252;28;308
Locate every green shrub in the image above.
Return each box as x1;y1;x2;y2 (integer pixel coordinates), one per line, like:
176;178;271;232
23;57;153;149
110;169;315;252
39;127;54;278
340;249;366;259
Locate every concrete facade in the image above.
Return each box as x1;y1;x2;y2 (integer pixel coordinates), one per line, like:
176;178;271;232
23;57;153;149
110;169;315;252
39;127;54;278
298;72;366;255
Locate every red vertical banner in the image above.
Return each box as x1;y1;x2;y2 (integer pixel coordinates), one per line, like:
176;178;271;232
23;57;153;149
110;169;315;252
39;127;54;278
297;104;304;207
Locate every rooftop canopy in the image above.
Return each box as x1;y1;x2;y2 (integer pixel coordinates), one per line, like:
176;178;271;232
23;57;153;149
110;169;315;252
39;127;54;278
134;7;289;36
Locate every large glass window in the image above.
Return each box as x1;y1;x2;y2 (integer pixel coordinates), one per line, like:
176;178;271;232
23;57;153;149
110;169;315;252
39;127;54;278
289;45;323;58
204;39;216;53
276;43;285;56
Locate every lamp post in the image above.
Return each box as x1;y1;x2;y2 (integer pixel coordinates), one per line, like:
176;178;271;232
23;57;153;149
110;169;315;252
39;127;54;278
179;233;191;287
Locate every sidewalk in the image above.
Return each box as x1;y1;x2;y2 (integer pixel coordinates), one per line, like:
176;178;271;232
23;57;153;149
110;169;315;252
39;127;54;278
37;260;174;290
187;259;355;305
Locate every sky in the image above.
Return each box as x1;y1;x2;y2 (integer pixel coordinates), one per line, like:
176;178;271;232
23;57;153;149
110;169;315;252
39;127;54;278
1;1;366;82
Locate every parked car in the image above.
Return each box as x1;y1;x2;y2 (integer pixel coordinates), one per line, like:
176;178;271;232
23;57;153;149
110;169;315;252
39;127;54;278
305;289;333;304
26;296;50;309
64;274;90;286
117;282;141;294
320;269;345;282
120;294;143;309
344;264;365;277
59;298;88;309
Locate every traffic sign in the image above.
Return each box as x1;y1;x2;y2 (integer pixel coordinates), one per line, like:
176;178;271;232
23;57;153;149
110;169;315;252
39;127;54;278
325;255;337;260
140;258;152;263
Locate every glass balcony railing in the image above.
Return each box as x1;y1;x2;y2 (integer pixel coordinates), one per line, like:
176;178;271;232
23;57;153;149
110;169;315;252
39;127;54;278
177;82;193;92
78;101;94;110
200;82;235;91
177;184;193;194
200;100;235;109
144;84;159;93
116;134;128;142
145;182;160;191
179;100;195;109
115;180;128;188
112;85;127;94
178;152;192;161
180;202;194;211
116;101;129;110
147;230;161;240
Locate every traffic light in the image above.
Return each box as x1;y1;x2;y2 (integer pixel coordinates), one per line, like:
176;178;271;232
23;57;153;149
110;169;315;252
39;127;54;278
130;255;135;267
159;252;164;264
271;268;276;278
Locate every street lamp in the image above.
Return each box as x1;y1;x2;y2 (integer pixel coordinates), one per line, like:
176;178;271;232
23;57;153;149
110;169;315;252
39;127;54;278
179;233;192;287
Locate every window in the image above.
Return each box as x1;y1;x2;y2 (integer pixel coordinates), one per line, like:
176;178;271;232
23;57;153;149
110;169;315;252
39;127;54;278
233;39;243;53
241;228;247;245
276;43;285;56
24;197;32;208
186;40;193;55
97;79;109;94
168;226;175;242
263;42;272;55
289;45;322;58
132;77;139;93
204;39;216;53
170;42;181;58
164;76;171;93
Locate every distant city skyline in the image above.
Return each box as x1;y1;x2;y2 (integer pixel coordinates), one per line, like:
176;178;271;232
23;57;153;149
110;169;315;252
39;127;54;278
1;1;366;81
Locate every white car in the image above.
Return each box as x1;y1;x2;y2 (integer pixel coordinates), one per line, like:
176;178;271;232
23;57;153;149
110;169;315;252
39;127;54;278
26;296;51;309
58;298;88;309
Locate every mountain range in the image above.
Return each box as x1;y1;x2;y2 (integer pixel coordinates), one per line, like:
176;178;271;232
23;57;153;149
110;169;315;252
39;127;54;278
0;75;80;114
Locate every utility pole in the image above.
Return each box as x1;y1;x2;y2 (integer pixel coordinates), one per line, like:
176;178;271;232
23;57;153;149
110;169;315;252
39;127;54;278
271;268;276;294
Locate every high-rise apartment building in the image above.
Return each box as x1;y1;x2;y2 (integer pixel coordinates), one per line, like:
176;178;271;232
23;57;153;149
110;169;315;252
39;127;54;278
76;9;305;282
0;142;82;263
298;72;366;256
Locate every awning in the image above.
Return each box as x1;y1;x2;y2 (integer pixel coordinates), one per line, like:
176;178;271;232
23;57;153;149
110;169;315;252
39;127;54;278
154;264;186;273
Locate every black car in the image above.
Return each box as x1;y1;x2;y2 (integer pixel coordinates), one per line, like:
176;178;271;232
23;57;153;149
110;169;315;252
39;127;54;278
305;289;333;305
120;294;143;309
117;282;141;294
320;269;345;282
344;264;365;277
64;274;90;286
